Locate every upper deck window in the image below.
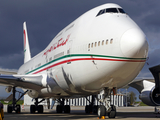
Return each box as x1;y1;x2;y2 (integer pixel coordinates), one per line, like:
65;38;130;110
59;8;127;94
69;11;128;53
96;8;126;17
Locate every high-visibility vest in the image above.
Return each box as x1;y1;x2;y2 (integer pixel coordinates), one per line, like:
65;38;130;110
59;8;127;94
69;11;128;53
0;108;4;120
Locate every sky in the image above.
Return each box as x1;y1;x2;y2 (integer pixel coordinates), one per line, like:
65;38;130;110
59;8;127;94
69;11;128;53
0;0;160;98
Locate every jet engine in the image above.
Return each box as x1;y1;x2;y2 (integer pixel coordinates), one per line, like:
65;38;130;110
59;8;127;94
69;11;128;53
5;86;12;93
129;65;160;106
27;90;39;98
139;86;160;106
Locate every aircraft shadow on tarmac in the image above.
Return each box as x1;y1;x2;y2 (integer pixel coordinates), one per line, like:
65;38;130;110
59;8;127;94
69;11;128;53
4;110;97;120
4;110;160;120
117;112;160;119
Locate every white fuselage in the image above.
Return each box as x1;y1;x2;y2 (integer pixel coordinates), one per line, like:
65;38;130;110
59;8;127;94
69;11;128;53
18;3;148;98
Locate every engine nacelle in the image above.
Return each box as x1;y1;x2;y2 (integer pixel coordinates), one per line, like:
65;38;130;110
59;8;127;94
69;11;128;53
139;86;160;106
5;86;12;93
27;90;39;99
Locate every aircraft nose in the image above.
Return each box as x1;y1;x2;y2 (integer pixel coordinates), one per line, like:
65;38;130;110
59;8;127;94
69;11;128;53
120;28;148;58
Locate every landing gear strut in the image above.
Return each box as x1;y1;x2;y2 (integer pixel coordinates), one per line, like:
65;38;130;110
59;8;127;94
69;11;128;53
97;88;117;118
56;98;70;113
85;95;98;114
7;87;28;113
30;98;45;113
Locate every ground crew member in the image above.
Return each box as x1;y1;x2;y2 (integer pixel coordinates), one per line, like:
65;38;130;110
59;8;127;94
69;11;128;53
0;101;4;120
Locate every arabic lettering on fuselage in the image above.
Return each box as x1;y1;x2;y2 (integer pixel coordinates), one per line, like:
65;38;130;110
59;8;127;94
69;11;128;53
43;34;71;56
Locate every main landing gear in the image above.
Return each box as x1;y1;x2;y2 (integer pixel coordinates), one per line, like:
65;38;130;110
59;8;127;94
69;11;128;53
7;86;45;114
30;98;45;113
56;98;71;113
85;95;98;114
97;88;117;118
7;87;28;113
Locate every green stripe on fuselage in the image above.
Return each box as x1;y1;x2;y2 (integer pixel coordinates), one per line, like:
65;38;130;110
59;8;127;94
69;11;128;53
26;54;146;74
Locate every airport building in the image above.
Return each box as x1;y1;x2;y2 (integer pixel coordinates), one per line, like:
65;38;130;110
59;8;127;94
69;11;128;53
24;94;124;107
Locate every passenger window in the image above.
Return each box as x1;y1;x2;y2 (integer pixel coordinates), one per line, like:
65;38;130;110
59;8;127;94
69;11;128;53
95;42;97;47
46;59;48;63
49;57;52;62
110;39;113;44
91;43;93;48
102;40;104;45
67;50;70;54
88;44;90;48
98;41;100;46
106;40;108;44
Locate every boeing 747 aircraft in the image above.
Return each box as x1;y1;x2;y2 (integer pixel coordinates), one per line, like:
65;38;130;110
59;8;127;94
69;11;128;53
0;3;149;118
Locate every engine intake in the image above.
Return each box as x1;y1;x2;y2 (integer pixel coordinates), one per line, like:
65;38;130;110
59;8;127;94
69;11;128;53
27;90;39;98
5;86;12;93
139;86;160;106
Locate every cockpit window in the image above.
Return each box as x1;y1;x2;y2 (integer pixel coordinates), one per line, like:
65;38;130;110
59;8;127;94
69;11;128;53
96;8;126;17
118;8;126;13
97;9;105;16
106;8;118;13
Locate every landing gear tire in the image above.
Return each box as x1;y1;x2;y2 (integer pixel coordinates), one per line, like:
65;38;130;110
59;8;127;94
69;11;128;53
7;105;13;113
16;104;21;113
64;105;70;113
38;105;44;113
85;105;98;114
97;105;106;118
108;105;116;118
85;105;92;114
93;105;98;114
30;105;36;113
56;105;63;113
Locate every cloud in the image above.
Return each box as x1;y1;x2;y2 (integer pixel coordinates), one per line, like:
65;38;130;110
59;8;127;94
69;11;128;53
0;52;23;69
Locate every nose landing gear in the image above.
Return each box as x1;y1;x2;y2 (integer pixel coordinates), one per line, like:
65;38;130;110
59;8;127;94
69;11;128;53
97;88;117;118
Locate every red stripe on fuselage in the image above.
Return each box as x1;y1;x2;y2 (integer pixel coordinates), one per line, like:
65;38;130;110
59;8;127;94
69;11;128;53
33;57;146;74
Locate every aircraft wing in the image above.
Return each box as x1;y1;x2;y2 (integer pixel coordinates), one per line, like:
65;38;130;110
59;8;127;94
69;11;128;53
128;78;154;93
0;74;45;90
0;70;17;75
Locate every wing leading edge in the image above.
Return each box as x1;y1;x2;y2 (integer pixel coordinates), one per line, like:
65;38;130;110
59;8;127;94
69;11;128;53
129;79;154;93
0;74;45;90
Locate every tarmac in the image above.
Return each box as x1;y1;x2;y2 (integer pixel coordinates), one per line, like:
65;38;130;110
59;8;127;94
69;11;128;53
2;105;160;120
